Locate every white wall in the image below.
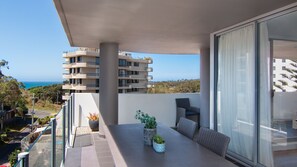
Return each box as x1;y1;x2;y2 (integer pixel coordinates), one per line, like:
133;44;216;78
273;92;297;120
73;93;100;126
73;93;200;127
118;93;200;127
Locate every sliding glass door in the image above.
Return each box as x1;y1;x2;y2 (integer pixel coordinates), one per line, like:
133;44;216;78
216;24;256;161
214;9;297;167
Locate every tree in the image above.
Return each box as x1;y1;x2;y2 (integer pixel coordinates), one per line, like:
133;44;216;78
0;76;26;129
0;76;23;108
0;59;9;78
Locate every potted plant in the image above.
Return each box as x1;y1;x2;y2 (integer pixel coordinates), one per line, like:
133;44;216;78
153;135;165;153
87;113;99;131
135;110;157;145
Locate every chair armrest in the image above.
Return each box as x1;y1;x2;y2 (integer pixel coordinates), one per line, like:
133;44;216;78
189;107;200;114
176;107;186;125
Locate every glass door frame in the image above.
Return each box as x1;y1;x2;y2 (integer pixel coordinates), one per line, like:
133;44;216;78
211;4;297;167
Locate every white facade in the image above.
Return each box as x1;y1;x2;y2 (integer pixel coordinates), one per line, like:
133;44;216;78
62;48;153;100
273;58;297;92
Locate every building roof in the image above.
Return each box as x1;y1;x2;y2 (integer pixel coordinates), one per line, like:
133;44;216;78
53;0;296;54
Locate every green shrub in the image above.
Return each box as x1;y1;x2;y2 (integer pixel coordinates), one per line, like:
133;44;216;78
38;115;54;125
8;148;21;166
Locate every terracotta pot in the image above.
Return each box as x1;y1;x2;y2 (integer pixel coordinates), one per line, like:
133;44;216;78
89;120;99;131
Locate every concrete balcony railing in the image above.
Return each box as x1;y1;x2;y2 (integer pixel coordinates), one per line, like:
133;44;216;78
118;74;130;78
118;84;131;89
147;75;153;80
145;67;153;72
62;84;99;90
129;75;146;79
63;50;99;58
62;73;99;79
63;62;99;68
129;83;147;88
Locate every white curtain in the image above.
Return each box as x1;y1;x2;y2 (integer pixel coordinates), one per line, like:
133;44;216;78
259;22;274;167
217;24;255;160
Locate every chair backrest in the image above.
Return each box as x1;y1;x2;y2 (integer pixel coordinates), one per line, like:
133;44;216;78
177;117;197;139
176;98;191;110
196;127;230;158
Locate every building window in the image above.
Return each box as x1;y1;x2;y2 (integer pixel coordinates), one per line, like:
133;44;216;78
119;59;127;67
134;62;139;66
273;59;276;62
282;66;286;70
282;59;286;62
96;79;99;87
96;57;100;65
78;79;82;84
273;74;276;78
273;66;276;70
96;90;99;93
77;68;80;73
77;56;81;62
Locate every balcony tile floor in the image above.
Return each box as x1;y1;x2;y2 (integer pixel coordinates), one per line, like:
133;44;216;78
65;127;115;167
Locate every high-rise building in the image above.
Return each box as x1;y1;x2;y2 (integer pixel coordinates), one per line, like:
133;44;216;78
62;48;153;100
273;58;297;92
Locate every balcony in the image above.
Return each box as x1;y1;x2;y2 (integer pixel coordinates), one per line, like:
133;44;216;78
129;83;147;88
62;73;99;79
63;62;99;68
62;84;99;90
62;93;70;100
147;75;153;80
15;93;200;167
62;49;99;58
129;75;146;80
118;84;131;89
146;67;153;72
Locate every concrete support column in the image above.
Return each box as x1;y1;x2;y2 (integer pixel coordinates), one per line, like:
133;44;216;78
99;43;119;133
200;48;210;128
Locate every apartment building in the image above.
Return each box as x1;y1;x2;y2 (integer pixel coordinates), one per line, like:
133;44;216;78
62;48;153;100
273;58;297;92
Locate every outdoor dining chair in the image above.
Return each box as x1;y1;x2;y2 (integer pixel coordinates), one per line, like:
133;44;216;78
177;117;197;140
196;127;230;158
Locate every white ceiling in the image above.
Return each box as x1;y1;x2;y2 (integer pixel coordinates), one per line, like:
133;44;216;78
54;0;297;54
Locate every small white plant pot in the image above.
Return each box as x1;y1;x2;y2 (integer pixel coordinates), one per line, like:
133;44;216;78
153;141;165;153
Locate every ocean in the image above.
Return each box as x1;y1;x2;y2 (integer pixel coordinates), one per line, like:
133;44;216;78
22;81;62;89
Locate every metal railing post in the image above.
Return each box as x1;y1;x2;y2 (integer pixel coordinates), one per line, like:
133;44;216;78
72;94;75;127
70;95;73;134
18;152;29;167
51;118;56;167
67;100;70;145
62;105;66;164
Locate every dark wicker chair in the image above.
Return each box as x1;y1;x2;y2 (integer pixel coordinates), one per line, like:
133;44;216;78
175;98;200;126
177;117;197;139
196;127;230;158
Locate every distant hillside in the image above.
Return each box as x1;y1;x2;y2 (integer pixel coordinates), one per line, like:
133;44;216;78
147;79;200;93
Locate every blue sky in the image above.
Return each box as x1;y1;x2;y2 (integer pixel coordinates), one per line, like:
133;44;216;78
0;1;200;82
